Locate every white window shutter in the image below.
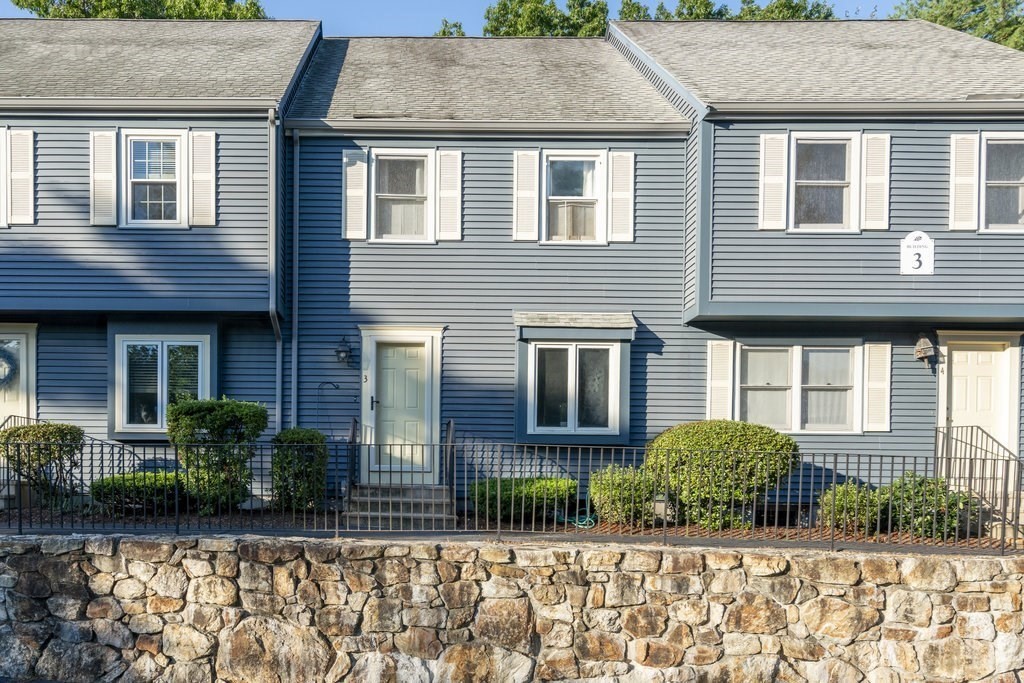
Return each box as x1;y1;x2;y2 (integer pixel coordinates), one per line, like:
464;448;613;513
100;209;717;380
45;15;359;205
7;130;34;225
863;342;892;432
758;134;788;230
608;151;635;242
861;134;890;230
949;133;980;231
706;340;736;420
343;148;368;240
512;150;539;241
189;131;216;227
90;131;117;226
436;150;462;241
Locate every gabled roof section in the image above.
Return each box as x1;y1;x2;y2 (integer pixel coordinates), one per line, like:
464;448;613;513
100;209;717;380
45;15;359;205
286;37;688;133
614;19;1024;114
0;19;321;109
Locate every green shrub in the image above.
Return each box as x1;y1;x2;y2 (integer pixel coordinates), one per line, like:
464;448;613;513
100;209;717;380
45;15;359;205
271;428;329;511
91;471;195;515
643;420;799;529
818;481;882;533
469;477;577;523
0;423;85;497
166;398;268;514
589;464;660;526
879;472;980;539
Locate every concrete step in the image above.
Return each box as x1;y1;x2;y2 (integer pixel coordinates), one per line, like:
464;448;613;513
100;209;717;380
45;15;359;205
347;498;455;515
352;485;451;502
341;511;459;531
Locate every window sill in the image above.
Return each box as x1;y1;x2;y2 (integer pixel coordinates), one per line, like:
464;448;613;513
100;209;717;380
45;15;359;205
519;431;630;446
979;227;1024;235
118;223;191;231
786;227;861;235
367;238;437;245
538;240;609;247
110;428;170;443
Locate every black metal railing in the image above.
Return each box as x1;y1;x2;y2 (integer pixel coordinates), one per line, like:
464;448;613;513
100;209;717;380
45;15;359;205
1;437;1021;553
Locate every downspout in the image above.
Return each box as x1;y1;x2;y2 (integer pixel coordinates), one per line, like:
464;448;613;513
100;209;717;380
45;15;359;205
290;129;301;428
267;107;283;433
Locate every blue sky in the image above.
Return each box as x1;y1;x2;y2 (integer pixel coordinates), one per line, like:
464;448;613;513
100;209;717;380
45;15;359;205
0;0;898;35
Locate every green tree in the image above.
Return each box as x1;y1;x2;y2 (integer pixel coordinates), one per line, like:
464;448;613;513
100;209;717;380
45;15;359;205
619;0;652;20
435;18;467;36
892;0;1024;50
483;0;564;35
737;0;834;19
564;0;609;35
657;0;733;19
12;0;265;18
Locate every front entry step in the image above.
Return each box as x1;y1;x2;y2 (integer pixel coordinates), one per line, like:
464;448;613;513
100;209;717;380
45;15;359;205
342;484;458;531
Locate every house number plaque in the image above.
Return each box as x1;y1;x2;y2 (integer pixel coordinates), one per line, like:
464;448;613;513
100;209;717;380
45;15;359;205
900;231;934;275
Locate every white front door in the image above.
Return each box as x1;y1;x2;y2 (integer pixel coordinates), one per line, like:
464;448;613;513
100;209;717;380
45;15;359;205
0;326;36;427
360;327;442;485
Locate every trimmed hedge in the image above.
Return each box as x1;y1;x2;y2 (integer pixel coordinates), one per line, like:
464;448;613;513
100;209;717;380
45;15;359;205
589;464;659;526
469;477;577;523
91;471;194;515
0;423;85;496
271;428;329;511
818;481;880;534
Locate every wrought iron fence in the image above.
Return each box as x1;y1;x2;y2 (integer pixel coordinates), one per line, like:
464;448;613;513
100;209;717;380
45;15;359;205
0;434;1021;554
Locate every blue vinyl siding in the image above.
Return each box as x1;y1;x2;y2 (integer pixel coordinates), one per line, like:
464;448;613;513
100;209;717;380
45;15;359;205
0;116;271;314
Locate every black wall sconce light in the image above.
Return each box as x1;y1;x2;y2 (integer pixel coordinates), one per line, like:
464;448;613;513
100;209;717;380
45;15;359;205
335;338;353;366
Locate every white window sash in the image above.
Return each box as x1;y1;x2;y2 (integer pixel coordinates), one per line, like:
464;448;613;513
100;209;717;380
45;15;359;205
115;335;210;432
368;148;436;244
540;150;608;245
788;132;861;233
980;132;1024;233
119;130;188;229
527;341;620;435
737;347;793;431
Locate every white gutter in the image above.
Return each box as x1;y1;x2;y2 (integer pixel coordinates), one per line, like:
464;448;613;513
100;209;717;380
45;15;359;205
290;129;301;429
0;97;279;113
707;100;1024;116
283;118;691;135
267;107;283;433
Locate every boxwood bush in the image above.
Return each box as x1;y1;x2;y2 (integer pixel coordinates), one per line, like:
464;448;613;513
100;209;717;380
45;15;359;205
469;477;577;523
882;471;980;539
91;471;195;515
271;427;329;511
643;420;800;529
589;464;659;526
0;423;85;497
818;481;882;534
166;398;268;513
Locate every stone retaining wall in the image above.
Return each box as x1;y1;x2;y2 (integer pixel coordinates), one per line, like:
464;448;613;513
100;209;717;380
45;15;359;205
0;536;1022;682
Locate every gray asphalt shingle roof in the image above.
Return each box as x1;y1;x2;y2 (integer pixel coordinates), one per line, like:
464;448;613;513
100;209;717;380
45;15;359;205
615;19;1024;107
0;19;320;101
287;37;684;123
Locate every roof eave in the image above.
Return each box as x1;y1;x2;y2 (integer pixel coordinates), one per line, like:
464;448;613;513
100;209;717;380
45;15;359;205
0;97;281;114
283;118;691;135
707;100;1024;116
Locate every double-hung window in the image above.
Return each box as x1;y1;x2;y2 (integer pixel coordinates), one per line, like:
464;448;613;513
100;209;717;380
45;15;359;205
529;342;619;435
116;335;210;432
790;133;859;231
984;137;1024;231
121;131;187;228
371;150;435;242
545;155;603;242
737;345;859;433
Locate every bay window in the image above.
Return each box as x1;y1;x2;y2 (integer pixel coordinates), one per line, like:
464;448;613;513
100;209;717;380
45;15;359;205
529;342;619;435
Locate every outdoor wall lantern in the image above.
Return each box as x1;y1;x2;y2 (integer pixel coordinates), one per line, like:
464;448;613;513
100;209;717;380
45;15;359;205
914;334;936;362
335;338;353;366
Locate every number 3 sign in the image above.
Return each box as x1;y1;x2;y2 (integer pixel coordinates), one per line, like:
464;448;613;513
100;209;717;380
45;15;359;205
900;231;934;276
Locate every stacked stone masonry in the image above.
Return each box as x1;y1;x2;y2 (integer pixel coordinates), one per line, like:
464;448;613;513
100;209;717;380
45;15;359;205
0;535;1022;682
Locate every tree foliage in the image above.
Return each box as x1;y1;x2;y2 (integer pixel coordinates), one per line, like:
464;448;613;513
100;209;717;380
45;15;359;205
435;18;467;36
892;0;1024;50
12;0;266;19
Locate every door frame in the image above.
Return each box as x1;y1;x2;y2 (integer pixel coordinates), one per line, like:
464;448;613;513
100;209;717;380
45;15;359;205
358;325;443;478
0;323;37;423
936;330;1021;455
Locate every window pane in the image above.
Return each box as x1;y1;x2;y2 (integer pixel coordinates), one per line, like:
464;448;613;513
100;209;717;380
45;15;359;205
132;183;177;221
802;389;852;430
167;344;200;406
548;200;596;241
803;348;851;386
536;348;568;428
986;185;1024;227
377;158;425;196
795;141;847;181
578;348;610;429
740;388;790;429
131;140;176;180
549;160;595;197
794;185;847;226
127;344;159;425
986;142;1024;183
740;348;790;386
377;197;427;238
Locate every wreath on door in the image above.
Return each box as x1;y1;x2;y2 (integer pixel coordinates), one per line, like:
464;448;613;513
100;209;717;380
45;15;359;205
0;347;18;390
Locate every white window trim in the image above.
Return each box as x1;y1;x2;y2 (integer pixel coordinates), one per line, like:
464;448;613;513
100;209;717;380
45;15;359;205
119;129;189;229
114;334;211;433
735;344;864;435
788;131;862;234
527;341;620;436
980;132;1024;234
368;148;437;244
540;149;608;245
